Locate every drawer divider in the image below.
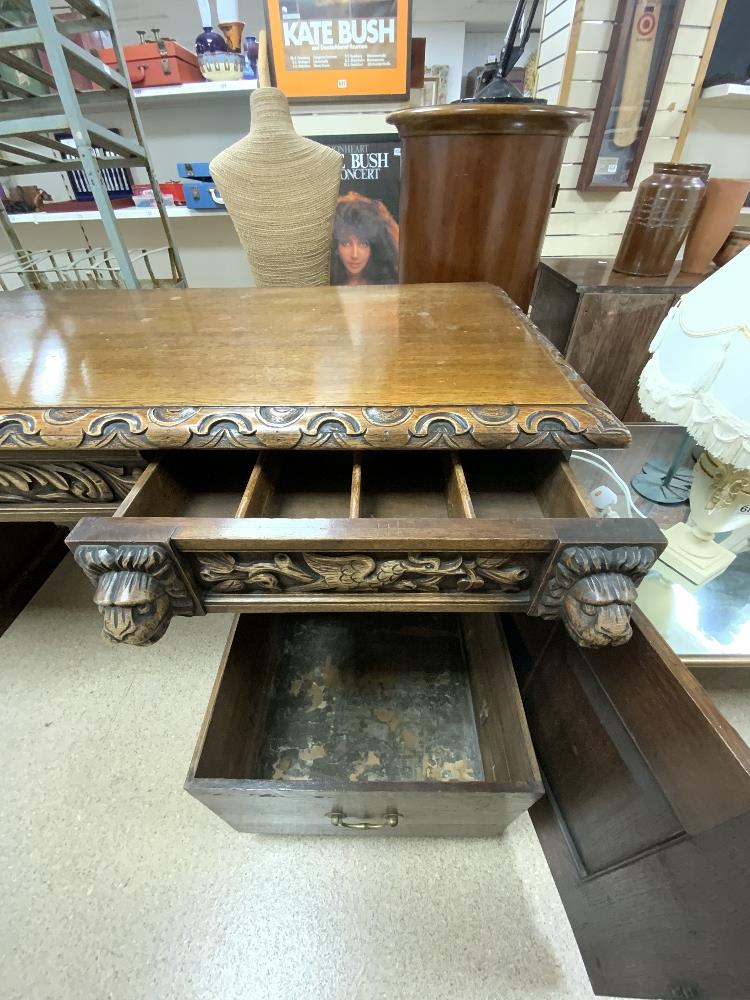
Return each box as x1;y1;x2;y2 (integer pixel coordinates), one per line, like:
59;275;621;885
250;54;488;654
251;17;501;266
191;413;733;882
444;453;476;518
349;453;362;519
235;454;280;518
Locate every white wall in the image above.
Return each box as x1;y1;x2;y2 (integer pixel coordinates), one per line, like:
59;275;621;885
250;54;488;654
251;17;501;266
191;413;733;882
111;0;265;50
462;32;505;76
537;0;722;257
682;104;750;180
413;20;467;102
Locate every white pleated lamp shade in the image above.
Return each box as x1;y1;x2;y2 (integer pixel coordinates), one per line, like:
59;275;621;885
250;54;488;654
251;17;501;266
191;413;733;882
639;246;750;471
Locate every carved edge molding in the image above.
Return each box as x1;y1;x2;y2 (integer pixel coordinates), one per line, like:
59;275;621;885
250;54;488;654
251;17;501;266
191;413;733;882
73;543;193;645
533;544;658;648
0;401;630;451
193;551;534;595
0;459;145;504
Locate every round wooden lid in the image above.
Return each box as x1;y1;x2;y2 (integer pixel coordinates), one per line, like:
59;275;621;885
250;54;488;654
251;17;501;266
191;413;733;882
386;102;590;138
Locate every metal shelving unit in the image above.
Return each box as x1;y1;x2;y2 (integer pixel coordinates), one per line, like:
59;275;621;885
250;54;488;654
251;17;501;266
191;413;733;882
0;0;185;289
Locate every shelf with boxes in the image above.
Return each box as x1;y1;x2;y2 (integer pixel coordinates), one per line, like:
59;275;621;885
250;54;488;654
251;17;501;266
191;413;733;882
0;0;184;289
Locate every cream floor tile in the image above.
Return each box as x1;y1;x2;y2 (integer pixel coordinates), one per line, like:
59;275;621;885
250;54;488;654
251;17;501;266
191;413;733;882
3;557;748;1000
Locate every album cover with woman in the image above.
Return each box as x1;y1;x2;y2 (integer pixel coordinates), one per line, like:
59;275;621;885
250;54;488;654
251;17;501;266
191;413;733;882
317;134;401;286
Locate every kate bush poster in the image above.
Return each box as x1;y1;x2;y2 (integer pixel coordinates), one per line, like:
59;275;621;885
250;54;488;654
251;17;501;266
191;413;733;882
318;134;400;286
264;0;411;99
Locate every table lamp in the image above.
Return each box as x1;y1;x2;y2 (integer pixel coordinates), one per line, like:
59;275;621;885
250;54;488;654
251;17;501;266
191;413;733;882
638;245;750;585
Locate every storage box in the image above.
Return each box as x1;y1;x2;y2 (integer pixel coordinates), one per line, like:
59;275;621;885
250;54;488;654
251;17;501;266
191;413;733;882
181;179;224;210
99;41;203;88
177;162;213;181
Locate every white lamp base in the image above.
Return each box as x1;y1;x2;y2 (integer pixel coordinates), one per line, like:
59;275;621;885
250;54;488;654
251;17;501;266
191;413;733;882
656;521;736;587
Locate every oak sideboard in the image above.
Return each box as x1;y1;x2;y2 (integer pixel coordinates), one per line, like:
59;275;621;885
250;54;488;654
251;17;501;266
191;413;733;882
1;282;748;999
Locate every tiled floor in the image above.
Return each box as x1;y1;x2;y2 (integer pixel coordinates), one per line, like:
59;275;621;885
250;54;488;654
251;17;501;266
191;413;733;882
2;557;748;1000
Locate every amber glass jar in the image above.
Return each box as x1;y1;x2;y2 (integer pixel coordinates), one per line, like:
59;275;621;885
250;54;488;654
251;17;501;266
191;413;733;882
613;163;707;277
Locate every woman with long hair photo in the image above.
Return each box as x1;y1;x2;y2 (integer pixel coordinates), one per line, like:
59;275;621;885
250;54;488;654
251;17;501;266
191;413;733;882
331;191;399;286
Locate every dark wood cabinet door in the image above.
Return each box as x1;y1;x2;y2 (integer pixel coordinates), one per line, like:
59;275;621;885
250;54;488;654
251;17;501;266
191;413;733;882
510;609;750;999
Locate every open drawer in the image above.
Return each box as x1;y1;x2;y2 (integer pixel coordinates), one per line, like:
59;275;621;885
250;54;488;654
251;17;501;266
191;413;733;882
186;610;543;836
66;449;665;647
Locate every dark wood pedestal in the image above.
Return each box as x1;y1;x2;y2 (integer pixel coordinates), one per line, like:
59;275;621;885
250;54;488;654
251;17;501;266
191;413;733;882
531;257;705;420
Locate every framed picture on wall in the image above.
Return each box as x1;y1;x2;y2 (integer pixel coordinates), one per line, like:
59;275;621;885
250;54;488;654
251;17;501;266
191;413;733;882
421;64;449;105
264;0;412;101
577;0;686;192
316;134;401;286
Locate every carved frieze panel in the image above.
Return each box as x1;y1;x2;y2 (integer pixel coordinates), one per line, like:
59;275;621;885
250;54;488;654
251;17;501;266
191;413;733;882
0;460;144;504
193;551;535;595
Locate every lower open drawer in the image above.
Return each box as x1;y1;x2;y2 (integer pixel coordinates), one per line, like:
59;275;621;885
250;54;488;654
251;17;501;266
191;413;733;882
186;611;543;836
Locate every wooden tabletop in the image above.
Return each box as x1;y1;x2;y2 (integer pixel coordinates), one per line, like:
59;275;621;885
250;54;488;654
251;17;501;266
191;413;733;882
0;283;628;451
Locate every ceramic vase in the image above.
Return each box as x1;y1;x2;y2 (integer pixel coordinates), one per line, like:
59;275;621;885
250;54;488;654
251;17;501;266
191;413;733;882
195;26;227;55
681;178;750;275
613;162;706;276
218;20;245;52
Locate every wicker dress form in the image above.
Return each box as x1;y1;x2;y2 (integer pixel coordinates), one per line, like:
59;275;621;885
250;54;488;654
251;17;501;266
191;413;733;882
210;88;343;287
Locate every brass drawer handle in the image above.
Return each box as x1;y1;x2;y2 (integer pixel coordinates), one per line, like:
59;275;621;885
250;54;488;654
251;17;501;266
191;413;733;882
327;811;399;830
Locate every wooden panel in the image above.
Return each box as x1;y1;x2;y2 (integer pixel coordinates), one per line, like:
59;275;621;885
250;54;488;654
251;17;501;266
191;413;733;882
565;292;674;417
0;453;145;524
566;291;671;392
519;611;750;998
464;614;541;786
518;619;683;873
532;453;596;517
190;614;279;779
187;784;543;837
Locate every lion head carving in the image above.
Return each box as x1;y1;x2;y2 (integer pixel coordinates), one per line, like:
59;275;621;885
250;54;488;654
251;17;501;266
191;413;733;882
74;544;189;645
540;546;657;648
